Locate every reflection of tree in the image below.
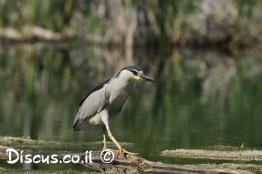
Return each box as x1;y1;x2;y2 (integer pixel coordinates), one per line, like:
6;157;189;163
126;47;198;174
152;0;169;118
0;43;262;157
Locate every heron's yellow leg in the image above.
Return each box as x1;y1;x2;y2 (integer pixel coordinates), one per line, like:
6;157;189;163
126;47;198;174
107;130;137;155
102;134;107;150
107;130;122;150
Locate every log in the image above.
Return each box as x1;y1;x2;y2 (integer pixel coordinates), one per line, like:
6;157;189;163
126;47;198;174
161;149;262;161
77;150;254;173
0;137;256;173
0;26;75;42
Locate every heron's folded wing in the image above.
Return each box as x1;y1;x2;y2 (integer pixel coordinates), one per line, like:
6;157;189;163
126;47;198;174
73;86;108;130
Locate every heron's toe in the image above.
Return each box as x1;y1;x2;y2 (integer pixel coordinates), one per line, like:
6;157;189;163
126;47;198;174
116;148;137;158
101;147;113;151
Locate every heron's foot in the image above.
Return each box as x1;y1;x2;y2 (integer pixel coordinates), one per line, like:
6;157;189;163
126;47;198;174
102;146;108;151
102;147;114;152
116;148;137;158
102;144;114;151
101;141;111;151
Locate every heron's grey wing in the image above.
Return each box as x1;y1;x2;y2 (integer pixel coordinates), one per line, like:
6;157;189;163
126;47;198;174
73;85;109;130
78;79;110;107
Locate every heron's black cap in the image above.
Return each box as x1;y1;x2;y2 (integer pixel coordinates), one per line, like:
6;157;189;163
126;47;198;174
122;65;142;72
123;65;155;82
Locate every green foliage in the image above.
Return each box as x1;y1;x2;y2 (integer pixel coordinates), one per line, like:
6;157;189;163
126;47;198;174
0;0;76;31
0;0;260;42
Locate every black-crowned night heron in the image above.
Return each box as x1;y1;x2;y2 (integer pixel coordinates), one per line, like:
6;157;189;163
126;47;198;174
73;65;155;155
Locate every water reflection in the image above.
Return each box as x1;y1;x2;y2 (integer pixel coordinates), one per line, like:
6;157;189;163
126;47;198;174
0;43;262;161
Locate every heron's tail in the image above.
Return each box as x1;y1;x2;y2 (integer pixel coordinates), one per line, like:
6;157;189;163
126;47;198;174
73;114;82;131
73;121;81;131
73;115;88;131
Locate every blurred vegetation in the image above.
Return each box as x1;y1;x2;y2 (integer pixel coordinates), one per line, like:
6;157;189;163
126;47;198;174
0;0;261;46
0;0;262;172
0;0;76;31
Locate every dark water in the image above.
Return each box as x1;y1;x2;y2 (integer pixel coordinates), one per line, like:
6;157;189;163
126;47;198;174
0;42;262;171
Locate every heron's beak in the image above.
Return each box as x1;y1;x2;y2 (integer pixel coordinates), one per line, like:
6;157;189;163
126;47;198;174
141;73;155;83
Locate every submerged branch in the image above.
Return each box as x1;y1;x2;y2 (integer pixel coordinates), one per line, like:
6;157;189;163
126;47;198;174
161;149;262;161
0;26;75;42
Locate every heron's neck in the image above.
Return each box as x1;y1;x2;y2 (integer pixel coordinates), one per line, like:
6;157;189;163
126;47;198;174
109;74;136;93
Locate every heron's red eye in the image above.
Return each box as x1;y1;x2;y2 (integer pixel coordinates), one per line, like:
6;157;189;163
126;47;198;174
132;71;138;76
